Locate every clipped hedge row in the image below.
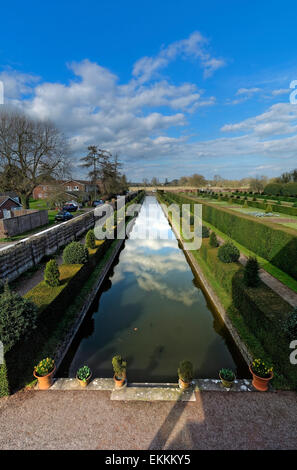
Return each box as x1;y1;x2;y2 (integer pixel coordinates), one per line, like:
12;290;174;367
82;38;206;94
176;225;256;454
199;240;239;294
166;192;297;280
193;234;296;389
232;271;296;389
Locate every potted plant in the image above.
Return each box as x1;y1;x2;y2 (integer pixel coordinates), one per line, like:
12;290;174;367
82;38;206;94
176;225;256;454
76;365;92;387
249;359;273;391
177;360;193;389
219;368;235;388
33;357;55;390
112;355;127;388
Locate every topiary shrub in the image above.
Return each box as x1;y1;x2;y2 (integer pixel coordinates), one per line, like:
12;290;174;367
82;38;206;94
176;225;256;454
44;259;60;287
112;355;127;379
85;229;96;249
243;257;260;287
202;225;209;238
209;231;219;247
283;308;297;341
243;200;249;208
218;242;240;263
0;284;37;350
178;360;193;383
265;204;273;213
63;241;89;265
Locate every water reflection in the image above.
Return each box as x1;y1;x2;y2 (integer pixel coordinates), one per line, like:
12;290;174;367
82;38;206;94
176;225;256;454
60;196;247;381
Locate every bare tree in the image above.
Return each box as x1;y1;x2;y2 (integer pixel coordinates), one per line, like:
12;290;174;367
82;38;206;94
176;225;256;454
0;109;68;207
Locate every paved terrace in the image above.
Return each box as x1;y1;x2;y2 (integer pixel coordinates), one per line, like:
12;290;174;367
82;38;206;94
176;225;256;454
0;389;296;450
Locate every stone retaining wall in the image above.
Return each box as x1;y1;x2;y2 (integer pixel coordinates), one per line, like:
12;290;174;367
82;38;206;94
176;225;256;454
0;210;96;282
0;192;139;283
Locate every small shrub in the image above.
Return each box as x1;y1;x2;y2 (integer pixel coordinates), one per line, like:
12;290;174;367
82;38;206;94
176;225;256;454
112;355;127;379
85;229;96;249
44;259;60;287
219;368;235;381
243;257;260;287
178;360;193;383
218;242;240;263
0;284;37;350
209;231;219;247
243;200;249;208
34;357;55;377
283;308;297;341
76;365;91;382
202;225;209;238
265;204;273;213
63;241;89;265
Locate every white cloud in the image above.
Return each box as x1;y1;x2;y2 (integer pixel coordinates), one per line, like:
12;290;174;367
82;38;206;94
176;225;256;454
0;69;40;100
272;88;289;96
132;31;225;82
236;87;261;96
221;103;297;136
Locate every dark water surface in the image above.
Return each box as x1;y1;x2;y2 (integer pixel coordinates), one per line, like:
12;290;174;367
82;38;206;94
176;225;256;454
59;196;248;381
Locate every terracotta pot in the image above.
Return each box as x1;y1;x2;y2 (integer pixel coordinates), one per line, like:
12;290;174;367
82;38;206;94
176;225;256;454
178;378;192;390
76;373;92;388
113;374;126;389
249;366;273;392
33;367;56;390
219;373;235;388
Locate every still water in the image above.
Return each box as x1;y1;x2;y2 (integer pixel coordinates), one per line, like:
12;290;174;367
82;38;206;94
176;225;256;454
59;196;247;381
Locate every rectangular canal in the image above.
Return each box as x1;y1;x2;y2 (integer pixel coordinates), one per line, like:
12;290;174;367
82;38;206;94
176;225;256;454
58;195;248;382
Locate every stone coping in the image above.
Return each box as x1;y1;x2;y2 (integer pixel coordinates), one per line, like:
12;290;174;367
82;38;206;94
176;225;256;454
48;378;256;396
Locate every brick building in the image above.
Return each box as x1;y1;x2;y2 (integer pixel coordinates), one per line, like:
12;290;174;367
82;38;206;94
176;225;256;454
0;196;22;219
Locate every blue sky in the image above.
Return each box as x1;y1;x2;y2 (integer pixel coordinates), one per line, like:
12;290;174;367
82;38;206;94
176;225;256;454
1;0;297;181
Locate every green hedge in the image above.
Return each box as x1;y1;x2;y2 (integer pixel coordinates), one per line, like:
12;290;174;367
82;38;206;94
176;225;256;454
166;192;297;280
232;271;296;389
200;240;239;294
198;237;296;389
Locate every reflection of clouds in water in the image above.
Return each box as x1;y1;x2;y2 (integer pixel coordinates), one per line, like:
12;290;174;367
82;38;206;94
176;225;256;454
123;251;188;275
112;197;199;306
113;250;198;306
137;271;197;307
129;202;174;240
129;238;177;251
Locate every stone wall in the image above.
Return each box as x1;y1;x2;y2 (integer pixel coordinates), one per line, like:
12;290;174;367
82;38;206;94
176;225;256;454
0;210;96;282
0;192;139;282
0;210;48;238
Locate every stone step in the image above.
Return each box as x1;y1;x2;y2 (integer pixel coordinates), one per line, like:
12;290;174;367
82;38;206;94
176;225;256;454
110;386;196;401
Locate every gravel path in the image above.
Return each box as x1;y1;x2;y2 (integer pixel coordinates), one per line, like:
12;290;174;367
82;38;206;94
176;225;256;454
0;390;296;450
